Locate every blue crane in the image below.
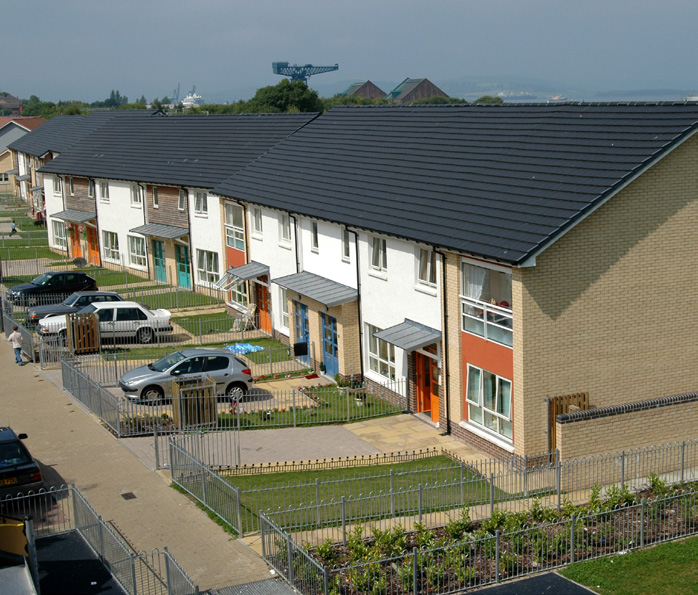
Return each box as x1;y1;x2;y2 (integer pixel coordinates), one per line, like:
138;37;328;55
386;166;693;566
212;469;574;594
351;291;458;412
272;62;339;85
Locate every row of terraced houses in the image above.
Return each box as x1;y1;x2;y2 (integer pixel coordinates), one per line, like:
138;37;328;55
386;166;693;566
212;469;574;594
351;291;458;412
7;103;698;460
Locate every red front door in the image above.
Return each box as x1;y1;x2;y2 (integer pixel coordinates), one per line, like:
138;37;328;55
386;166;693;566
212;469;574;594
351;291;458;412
255;279;271;333
87;227;100;265
416;350;440;423
70;225;82;259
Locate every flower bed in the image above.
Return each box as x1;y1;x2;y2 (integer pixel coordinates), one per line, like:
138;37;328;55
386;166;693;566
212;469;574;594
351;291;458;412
252;369;314;383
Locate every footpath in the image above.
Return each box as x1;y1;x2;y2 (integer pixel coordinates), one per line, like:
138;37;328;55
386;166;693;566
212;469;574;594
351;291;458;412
0;340;271;592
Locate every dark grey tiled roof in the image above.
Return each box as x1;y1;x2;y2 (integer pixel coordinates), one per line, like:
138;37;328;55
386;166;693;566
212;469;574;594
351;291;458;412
274;271;357;308
39;113;318;189
374;319;441;351
129;223;189;239
53;208;96;222
8;111;156;157
212;103;698;265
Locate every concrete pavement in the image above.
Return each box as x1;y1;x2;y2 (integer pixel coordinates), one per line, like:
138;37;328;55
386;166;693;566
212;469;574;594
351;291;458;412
0;340;271;592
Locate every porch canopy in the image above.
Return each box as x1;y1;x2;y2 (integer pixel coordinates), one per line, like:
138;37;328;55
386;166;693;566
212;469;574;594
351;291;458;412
52;208;96;223
129;223;189;239
374;319;441;352
16;174;30;182
6;168;18;175
30;185;44;194
274;270;357;308
214;261;270;291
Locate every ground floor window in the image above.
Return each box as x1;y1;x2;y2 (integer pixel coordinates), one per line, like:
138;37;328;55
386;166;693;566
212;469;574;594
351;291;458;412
465;364;512;440
279;287;289;329
128;235;147;268
367;323;396;381
52;220;67;249
229;281;248;308
196;249;219;285
102;230;120;262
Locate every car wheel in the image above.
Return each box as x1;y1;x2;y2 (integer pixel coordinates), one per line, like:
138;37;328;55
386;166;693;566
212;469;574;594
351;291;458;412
141;385;164;403
226;382;247;401
136;327;154;344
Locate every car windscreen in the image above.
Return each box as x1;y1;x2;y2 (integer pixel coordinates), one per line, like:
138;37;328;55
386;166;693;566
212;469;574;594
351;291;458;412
64;293;80;306
151;351;186;372
78;304;98;314
31;273;52;286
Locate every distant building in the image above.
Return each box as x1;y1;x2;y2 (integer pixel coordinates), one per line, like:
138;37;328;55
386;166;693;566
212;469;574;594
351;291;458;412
341;81;387;100
0;92;23;115
0;116;46;194
387;78;448;104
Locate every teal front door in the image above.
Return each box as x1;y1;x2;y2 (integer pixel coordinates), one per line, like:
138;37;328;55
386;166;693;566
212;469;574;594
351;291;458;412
322;314;339;378
175;245;191;289
152;240;167;283
294;301;310;365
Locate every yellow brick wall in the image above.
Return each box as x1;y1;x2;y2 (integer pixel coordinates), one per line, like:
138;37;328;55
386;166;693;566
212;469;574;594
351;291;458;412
444;252;464;429
556;401;698;460
516;134;698;455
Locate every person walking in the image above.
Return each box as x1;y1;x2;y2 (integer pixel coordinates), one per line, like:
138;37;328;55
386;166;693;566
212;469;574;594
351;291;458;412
7;325;24;365
9;220;17;236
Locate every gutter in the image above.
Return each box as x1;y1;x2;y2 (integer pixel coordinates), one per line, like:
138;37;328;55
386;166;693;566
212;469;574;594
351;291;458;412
433;247;451;434
349;228;365;380
289;213;301;274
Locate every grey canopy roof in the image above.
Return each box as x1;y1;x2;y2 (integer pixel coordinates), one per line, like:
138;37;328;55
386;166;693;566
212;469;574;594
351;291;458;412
225;261;270;281
129;223;189;239
51;208;96;222
273;271;357;308
373;319;441;352
212;103;698;265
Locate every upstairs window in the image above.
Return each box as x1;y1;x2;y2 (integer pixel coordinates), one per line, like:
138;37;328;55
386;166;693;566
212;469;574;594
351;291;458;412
130;184;143;206
225;203;245;251
342;228;351;262
152;187;159;208
279;213;291;245
178;189;187;211
418;248;437;287
370;236;387;273
54;176;63;196
461;261;513;347
99;181;109;202
311;221;319;253
88;179;95;198
68;177;74;196
252;207;263;235
194;191;208;215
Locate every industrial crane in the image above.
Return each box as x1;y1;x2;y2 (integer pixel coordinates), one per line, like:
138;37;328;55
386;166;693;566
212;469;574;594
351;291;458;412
272;62;339;85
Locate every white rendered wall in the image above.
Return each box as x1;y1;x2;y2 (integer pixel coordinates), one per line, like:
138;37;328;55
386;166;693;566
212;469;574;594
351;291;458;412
296;217;357;288
44;175;64;248
96;180;148;273
188;191;224;287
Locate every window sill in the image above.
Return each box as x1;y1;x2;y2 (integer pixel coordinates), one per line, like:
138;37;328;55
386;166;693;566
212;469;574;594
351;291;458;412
459;420;514;453
414;283;437;297
131;203;143;209
368;269;388;281
194;212;208;218
251;232;263;241
278;242;292;251
226;301;248;314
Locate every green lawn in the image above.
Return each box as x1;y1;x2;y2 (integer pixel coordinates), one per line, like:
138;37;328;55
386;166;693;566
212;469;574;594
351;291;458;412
225;455;497;533
101;336;288;360
561;536;697;595
0;246;65;260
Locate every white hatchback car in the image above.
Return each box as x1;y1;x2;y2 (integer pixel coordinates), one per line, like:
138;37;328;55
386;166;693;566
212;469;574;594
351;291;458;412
38;301;173;344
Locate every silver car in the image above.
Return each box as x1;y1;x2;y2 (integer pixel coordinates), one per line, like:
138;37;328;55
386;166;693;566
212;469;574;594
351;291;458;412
119;348;253;402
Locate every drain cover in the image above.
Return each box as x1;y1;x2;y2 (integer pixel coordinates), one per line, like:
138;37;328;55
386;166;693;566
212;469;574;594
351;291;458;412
121;492;136;500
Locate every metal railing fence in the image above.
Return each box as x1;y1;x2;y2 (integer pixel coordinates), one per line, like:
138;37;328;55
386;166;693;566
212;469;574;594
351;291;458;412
1;485;198;595
261;488;698;595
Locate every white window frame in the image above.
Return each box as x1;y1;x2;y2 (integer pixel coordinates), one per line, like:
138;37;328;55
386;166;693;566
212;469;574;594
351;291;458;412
102;230;120;262
99;181;110;202
196;249;219;286
252;207;263;236
280;287;289;329
88;179;95;198
128;235;147;268
52;220;67;249
224;203;245;251
465;364;513;441
310;221;319;253
0;173;9;183
417;248;437;287
370;236;387;275
342;228;351;262
68;177;74;196
130;184;143;207
152;186;159;208
194;191;208;216
279;213;292;246
178;189;186;211
367;323;396;381
53;176;63;196
228;282;248;308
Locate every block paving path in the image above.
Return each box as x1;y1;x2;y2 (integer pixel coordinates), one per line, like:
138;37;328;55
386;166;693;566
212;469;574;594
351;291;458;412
0;341;271;592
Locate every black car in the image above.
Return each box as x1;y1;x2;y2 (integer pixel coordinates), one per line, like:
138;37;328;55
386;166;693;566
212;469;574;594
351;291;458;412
0;427;43;497
6;271;98;306
27;291;123;325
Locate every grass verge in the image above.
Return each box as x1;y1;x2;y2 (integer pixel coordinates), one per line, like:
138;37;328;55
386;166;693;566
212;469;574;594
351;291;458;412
560;535;697;595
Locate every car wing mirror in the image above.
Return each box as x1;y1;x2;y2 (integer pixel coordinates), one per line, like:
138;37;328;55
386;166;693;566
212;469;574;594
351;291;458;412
18;433;28;440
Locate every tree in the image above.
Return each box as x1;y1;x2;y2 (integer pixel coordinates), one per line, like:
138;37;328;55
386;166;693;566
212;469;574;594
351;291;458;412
473;95;504;104
244;79;322;113
409;96;468;105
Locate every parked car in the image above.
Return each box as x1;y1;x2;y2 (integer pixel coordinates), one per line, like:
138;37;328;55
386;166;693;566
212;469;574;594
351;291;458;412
0;427;43;497
27;291;124;325
119;348;254;402
6;271;97;305
37;301;173;344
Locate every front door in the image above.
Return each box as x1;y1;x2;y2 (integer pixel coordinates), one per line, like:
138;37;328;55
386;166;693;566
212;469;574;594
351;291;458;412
416;350;440;423
255;278;271;333
70;224;82;259
87;227;100;265
152;240;167;283
294;301;310;365
175;245;191;289
321;314;339;378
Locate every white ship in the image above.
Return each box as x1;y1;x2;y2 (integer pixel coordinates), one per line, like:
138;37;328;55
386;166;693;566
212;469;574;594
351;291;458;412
181;92;205;109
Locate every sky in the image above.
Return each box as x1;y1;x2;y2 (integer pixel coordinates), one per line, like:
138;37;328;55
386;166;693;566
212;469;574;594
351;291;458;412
3;0;698;103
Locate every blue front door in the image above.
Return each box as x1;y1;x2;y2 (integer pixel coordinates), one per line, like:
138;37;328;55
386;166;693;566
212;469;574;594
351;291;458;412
294;301;310;365
175;245;191;289
152;240;167;283
322;314;339;378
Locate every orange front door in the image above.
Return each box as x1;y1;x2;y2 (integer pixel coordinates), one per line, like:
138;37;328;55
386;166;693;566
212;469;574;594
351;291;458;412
255;280;271;333
70;225;82;259
416;351;440;423
87;227;100;265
